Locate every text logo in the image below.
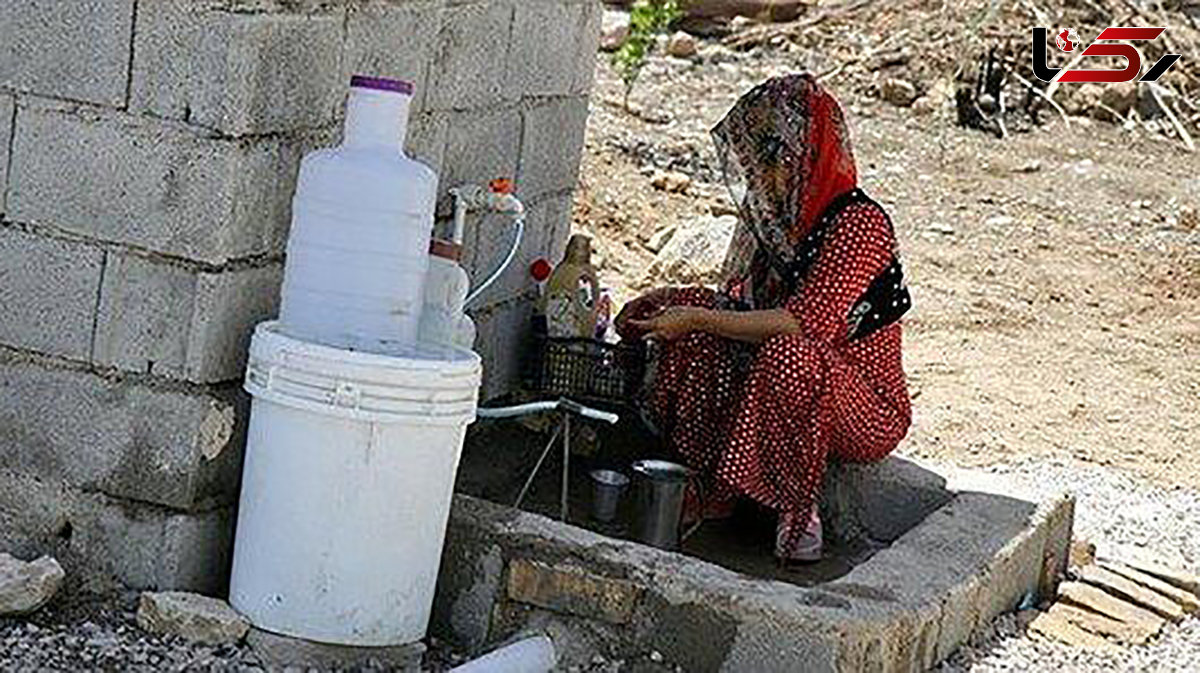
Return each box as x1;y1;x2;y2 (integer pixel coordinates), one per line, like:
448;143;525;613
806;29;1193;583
1033;27;1181;83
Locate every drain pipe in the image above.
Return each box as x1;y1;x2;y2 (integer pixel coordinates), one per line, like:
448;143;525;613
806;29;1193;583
448;635;556;673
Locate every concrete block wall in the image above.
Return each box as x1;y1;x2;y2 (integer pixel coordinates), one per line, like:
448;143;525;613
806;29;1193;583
0;0;600;591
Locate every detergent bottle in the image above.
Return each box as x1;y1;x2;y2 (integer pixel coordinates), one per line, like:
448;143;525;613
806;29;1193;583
541;235;600;339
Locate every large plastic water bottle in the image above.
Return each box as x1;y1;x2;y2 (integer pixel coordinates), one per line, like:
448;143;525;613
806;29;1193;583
278;76;436;354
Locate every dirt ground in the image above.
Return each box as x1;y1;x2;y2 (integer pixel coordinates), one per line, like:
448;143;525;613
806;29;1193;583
572;15;1200;492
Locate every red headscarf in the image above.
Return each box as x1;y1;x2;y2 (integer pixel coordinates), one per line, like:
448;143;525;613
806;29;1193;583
712;74;858;308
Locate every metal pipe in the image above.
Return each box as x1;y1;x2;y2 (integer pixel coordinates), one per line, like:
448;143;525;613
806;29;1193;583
448;635;556;673
476;399;620;425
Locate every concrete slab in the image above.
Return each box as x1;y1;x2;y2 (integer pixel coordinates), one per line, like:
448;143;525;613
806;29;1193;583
432;460;1074;672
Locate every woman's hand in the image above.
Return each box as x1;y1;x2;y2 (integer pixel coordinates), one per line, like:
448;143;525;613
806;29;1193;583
615;287;676;339
627;306;711;341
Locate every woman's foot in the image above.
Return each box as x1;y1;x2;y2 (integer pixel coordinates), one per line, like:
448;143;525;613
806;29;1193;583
775;509;822;565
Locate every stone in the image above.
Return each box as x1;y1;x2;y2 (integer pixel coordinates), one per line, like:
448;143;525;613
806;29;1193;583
0;93;12;214
8;101;311;264
513;1;603;96
1057;581;1166;633
0;352;243;510
506;558;643;625
426;1;521;111
641;214;736;287
667;32;698;59
645;225;677;253
1103;555;1200;596
137;592;249;644
1100;562;1200;613
0;554;64;616
247;627;424;671
131;5;344;136
1047;602;1155;645
601;20;631;52
1100;81;1138;118
881;78;918;107
911;96;937;115
1068;538;1096;567
0;0;135;107
1077;565;1185;621
518;98;591;199
649;170;692;193
1029;608;1119;651
0;228;104;360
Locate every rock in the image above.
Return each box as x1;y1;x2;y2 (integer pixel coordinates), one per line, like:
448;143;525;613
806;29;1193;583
650;170;692;193
1069;538;1096;568
1100;81;1137;117
0;554;64;616
666;31;698;59
927;222;955;235
137;592;250;645
1012;159;1042;174
985;215;1016;228
880;78;917;107
645;225;677;253
1063;82;1103;116
641;214;737;286
911;96;936;115
600;20;630;52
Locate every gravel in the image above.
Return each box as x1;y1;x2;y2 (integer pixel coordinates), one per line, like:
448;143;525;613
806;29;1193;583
929;454;1200;672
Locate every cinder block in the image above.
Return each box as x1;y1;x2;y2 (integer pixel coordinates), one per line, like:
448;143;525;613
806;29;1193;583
425;0;519;111
470;298;532;401
0;469;233;594
8;101;308;264
0;0;135;107
185;264;284;382
517;98;590;199
0;353;244;511
93;254;197;377
0;93;13;215
440;107;522;224
93;255;281;383
511;1;603;97
0;228;104;361
406;111;450;177
470;193;571;306
344;0;445;114
132;4;345;136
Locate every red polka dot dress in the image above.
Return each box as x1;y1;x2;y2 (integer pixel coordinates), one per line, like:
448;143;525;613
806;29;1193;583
636;75;912;560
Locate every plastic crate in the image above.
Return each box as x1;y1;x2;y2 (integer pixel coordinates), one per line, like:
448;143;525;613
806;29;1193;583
524;331;647;405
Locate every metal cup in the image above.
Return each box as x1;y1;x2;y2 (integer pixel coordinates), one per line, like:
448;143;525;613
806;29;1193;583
631;459;691;550
589;470;629;522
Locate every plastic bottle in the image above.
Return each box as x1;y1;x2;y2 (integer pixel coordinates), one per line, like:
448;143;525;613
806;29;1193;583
278;75;436;355
540;235;600;339
418;239;476;350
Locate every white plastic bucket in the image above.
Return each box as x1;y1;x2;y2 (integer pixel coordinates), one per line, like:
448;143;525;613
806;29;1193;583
229;321;481;646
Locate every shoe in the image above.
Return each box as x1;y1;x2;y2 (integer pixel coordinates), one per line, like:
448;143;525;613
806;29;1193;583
776;509;822;564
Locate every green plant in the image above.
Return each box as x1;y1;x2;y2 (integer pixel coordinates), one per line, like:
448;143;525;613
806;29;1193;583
612;0;683;110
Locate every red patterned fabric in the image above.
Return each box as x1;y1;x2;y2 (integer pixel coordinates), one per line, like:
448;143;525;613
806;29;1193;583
643;76;912;558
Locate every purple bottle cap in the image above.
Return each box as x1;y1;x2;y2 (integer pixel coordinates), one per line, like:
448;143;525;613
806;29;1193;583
350;75;414;95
